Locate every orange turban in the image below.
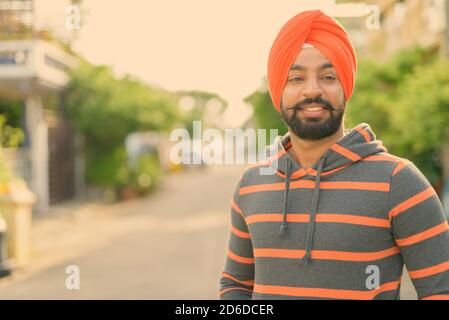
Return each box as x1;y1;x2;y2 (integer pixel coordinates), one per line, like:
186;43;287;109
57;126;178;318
267;10;357;111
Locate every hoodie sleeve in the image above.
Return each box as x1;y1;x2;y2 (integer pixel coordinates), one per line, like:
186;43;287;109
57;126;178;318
389;160;449;300
219;178;255;299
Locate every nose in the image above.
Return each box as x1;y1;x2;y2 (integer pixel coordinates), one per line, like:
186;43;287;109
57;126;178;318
302;77;323;100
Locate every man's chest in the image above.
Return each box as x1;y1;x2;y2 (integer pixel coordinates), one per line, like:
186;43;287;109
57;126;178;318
241;187;394;253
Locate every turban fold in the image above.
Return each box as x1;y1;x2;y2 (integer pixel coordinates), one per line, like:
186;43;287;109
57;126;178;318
267;10;357;111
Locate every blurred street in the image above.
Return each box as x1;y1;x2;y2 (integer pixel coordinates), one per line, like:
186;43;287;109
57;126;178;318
0;165;241;299
0;165;417;299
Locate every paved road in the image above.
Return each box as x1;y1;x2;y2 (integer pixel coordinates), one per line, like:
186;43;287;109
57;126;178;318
0;165;417;299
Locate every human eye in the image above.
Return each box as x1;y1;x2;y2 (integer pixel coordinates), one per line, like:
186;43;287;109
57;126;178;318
289;76;304;82
322;75;336;81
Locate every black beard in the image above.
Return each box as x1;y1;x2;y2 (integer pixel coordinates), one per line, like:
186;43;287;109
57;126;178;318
280;97;345;141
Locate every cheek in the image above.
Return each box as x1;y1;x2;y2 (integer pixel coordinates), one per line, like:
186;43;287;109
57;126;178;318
324;85;345;105
281;84;302;105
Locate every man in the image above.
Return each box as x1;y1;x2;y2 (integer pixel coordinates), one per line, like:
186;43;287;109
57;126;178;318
219;10;449;300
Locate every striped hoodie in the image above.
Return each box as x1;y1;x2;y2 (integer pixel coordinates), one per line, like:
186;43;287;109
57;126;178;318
219;123;449;300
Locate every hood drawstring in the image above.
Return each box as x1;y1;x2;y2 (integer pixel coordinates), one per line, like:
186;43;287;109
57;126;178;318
279;158;293;236
300;156;326;264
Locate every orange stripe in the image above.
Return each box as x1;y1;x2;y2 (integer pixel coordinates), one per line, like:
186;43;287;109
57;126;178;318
219;287;253;296
355;126;371;142
254;247;400;262
240;180;390;195
392;160;409;176
330;144;362;162
254;248;304;259
395;221;449;247
389;187;436;220
313;181;390;192
307;163;352;177
364;154;401;162
246;213;308;225
227;250;254;264
221;272;254;287
231;225;251;239
231;199;244;218
408;260;449;279
316;214;390;228
254;280;400;300
245;213;390;228
276;168;307;179
291;168;307;178
421;295;449;300
239;182;284;195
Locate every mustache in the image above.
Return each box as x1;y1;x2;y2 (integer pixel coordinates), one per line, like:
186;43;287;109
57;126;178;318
288;97;338;111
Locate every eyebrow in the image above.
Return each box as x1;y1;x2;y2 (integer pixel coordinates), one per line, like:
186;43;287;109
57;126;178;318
289;62;334;71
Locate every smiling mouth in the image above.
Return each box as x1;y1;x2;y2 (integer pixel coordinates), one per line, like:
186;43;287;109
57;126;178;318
299;105;328;117
304;106;325;111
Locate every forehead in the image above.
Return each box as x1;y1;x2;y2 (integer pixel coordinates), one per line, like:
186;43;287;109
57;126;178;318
290;46;331;70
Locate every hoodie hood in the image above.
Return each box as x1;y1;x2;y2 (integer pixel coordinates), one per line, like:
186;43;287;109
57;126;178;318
266;123;387;178
264;123;387;264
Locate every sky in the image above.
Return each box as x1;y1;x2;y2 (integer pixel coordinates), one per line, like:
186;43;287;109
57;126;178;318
34;0;371;127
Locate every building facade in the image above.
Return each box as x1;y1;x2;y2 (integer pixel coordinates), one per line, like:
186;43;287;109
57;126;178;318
0;0;83;214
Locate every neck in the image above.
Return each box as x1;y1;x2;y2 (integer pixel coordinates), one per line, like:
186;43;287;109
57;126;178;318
287;123;345;170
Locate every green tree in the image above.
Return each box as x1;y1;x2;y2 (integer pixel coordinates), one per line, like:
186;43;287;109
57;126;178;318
244;80;288;140
0;97;23;128
389;58;449;184
65;61;180;190
346;47;435;136
0;114;24;188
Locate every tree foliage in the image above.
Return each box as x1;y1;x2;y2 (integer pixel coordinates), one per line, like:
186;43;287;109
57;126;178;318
65;61;180;189
66;62;179;147
244;80;288;139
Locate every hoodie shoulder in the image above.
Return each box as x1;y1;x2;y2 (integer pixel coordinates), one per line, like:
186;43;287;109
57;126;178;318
366;151;413;176
238;160;274;186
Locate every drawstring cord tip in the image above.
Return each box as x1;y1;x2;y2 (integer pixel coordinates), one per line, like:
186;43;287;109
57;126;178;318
279;223;288;236
300;252;311;264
